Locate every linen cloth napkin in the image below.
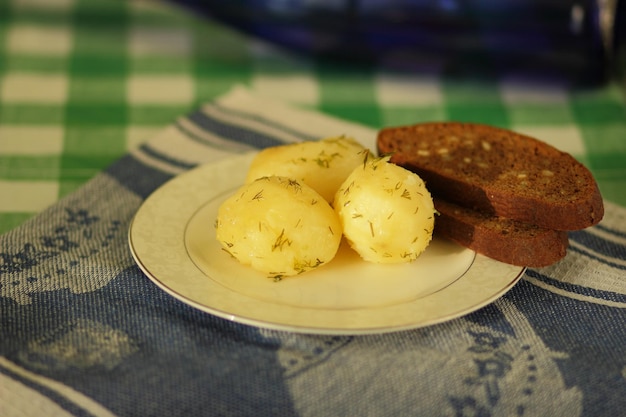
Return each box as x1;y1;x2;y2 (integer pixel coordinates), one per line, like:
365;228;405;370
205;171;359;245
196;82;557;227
1;86;625;417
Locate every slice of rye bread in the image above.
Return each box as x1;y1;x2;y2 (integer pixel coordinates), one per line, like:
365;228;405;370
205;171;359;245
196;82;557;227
433;198;569;267
377;122;604;231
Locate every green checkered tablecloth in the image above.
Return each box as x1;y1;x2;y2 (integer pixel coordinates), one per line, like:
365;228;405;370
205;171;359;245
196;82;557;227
1;0;625;235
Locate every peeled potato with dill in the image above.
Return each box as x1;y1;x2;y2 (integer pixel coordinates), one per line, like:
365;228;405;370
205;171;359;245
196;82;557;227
245;135;367;203
215;176;342;278
334;155;436;263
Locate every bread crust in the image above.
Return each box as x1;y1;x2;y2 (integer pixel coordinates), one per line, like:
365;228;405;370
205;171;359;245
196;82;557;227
433;198;569;267
377;122;604;230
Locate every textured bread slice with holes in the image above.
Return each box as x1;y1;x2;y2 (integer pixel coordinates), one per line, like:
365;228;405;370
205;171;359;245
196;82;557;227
377;122;604;231
433;198;568;267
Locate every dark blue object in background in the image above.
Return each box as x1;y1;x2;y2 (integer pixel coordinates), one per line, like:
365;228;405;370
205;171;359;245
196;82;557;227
175;0;624;86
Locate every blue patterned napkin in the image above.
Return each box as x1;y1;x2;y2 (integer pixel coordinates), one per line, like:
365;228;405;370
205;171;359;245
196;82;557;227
2;86;625;417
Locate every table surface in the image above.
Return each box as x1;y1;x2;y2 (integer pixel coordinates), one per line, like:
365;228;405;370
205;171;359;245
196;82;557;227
1;1;626;416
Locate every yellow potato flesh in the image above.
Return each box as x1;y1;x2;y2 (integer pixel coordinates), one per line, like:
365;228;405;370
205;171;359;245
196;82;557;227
215;176;342;278
334;156;436;263
245;135;367;203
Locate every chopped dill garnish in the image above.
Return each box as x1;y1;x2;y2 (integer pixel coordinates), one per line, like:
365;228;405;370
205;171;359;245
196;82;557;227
314;158;329;168
343;181;354;195
272;229;292;251
252;190;264;201
313;151;342;168
286;179;302;192
368;155;386;171
290;258;324;275
360;150;371;168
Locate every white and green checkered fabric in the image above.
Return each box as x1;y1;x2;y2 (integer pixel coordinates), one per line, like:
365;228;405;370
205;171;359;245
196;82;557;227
1;0;625;235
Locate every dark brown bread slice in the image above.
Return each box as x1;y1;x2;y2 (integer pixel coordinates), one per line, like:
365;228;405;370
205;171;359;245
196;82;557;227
434;198;569;267
377;122;604;231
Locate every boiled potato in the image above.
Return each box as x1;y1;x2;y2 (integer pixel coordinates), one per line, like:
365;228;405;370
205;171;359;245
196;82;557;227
245;135;367;203
215;176;342;278
334;154;436;263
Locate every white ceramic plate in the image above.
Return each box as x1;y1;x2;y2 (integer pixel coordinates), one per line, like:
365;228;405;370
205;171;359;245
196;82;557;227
129;152;525;335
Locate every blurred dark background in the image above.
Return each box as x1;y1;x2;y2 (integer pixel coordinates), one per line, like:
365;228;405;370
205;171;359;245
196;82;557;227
173;0;625;86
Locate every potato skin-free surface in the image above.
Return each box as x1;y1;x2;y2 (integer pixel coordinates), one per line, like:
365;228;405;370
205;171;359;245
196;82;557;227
215;176;342;278
334;156;436;264
245;135;367;203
